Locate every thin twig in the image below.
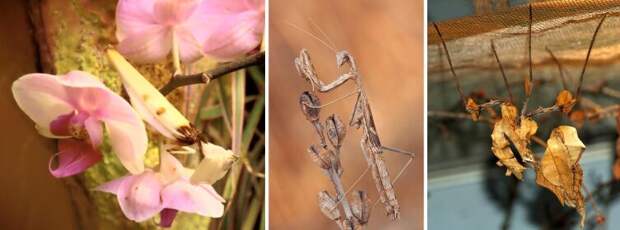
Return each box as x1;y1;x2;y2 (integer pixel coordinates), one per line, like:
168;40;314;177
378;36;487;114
545;47;568;90
330;166;371;210
428;110;493;123
531;136;547;148
527;4;533;89
478;98;504;110
328;167;355;226
159;52;265;95
491;40;513;104
432;22;466;104
576;14;607;103
521;4;534;118
526;105;560;118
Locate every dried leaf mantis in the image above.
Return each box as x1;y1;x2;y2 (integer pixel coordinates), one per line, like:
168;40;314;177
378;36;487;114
289;22;416;228
431;4;609;228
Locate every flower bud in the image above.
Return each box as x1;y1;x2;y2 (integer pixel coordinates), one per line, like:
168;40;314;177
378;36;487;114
299;91;321;122
326;114;346;149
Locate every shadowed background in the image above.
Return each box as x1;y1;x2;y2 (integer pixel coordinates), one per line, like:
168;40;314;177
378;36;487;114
269;0;424;229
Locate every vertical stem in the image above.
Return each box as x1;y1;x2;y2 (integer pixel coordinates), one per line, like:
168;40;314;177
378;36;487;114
328;168;354;222
172;32;181;74
576;13;608;103
232;69;246;154
527;4;533;91
432;22;466;105
545;47;569;90
224;70;246;210
491;40;513;104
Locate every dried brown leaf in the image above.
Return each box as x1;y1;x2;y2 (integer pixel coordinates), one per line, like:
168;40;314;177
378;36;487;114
318;191;341;221
569;110;586;128
514;117;537;163
536;126;586;228
555;90;576;114
491;103;538;179
465;97;480;121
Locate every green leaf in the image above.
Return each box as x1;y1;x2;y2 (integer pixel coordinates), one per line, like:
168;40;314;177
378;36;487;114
242;94;264;155
199;105;223;120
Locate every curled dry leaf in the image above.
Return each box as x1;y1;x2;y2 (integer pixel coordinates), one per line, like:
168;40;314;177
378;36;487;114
465;97;480;121
318;191;341;221
535;126;586;228
555;90;576;114
491;103;537;179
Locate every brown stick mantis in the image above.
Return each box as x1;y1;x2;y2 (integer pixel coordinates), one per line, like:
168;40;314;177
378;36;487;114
292;23;416;226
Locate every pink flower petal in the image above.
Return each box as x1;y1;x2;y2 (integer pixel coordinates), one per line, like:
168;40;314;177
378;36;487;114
84;117;103;147
12;74;75;134
200;184;226;203
159;152;186;184
118;26;173;64
187;0;264;60
104;119;147;175
175;27;204;63
14;70;147;177
93;86;148;175
161;180;224;217
159;208;178;228
95;175;131;194
61;71;108;89
116;171;164;222
65;87;112;115
50;111;75;136
115;0;159;40
49;139;102;177
153;0;199;25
